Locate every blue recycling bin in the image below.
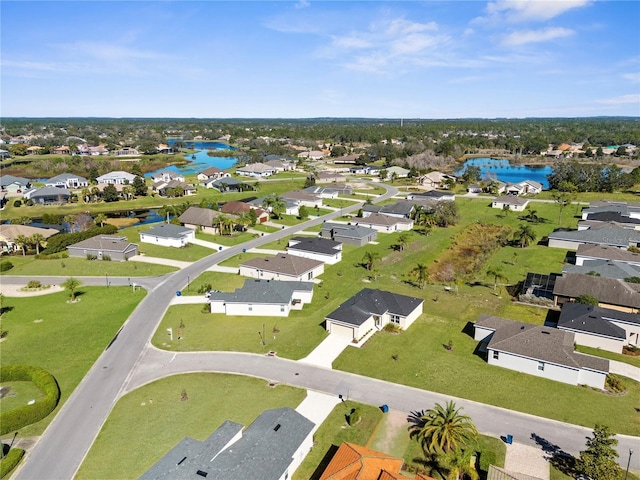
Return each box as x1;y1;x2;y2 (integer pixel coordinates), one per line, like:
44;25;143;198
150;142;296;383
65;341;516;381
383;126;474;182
176;291;182;297
506;434;513;444
381;404;389;413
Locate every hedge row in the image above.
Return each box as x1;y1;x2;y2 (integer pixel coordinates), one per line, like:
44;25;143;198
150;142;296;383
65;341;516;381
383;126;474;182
0;365;60;435
0;448;25;479
42;225;118;254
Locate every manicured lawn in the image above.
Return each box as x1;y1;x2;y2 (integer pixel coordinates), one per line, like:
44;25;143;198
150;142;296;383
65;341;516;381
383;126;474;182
151;303;328;359
120;223;215;261
0;256;177;277
76;373;306;480
251;223;280;233
217;252;264;268
293;401;383;480
0;287;146;436
322;198;361;209
0;381;45;412
180;271;247;296
576;345;640;368
196;230;259;246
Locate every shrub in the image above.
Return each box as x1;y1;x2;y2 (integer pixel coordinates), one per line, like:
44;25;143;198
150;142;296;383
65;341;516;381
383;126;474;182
0;261;14;272
42;225;118;255
26;280;42;289
347;407;361;426
86;254;97;260
197;283;213;294
0;365;61;435
102;254;111;261
0;447;25;478
606;374;626;394
383;323;402;333
25;200;34;207
12;200;21;208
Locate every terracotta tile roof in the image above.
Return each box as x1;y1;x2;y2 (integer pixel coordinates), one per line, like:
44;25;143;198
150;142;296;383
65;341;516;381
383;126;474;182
319;442;404;480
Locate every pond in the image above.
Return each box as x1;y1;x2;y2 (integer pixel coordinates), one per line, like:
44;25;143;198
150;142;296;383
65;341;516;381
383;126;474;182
146;140;240;177
456;158;553;189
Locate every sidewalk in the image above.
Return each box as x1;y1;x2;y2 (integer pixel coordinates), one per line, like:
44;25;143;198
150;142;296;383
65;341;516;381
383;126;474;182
191;238;225;251
609;359;640;382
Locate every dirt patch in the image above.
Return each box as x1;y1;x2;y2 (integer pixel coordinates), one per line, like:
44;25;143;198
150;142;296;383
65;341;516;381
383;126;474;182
369;409;409;455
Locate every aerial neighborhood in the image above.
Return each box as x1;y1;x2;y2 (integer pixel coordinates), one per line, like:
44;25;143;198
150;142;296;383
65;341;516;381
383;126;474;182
1;118;639;480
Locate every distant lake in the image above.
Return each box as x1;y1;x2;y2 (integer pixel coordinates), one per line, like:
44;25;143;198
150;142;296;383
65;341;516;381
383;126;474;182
456;158;553;189
146;140;240;177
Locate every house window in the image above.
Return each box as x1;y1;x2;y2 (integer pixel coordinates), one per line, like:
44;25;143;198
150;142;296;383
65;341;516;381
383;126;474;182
492;351;499;360
390;314;401;325
308;272;313;280
280;305;285;312
248;304;253;312
538;361;545;371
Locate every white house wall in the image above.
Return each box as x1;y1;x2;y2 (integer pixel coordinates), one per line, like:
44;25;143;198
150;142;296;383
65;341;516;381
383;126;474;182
566;330;624;353
474;326;495;342
488;349;581;386
286;249;342;265
223;302;290;317
239;264;324;281
401;302;424;329
291;289;314;305
548;239;581;250
609;320;640;347
140;234;190;248
283;432;314;480
577;369;607;390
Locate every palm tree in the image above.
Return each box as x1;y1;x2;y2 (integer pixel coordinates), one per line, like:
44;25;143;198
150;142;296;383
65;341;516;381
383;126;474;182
14;234;29;256
62;277;81;302
485;266;507;292
63;214;76;233
94;213;107;228
30;233;45;254
410;263;429;289
514;223;536;248
362;251;380;271
440;447;479;480
397;232;410;251
409;401;478;456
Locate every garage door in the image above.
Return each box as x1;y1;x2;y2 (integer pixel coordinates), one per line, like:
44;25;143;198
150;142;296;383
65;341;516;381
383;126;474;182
329;322;354;339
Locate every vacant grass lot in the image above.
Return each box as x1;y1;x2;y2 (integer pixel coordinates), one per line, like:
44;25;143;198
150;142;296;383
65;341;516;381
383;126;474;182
0;256;176;277
180;271;247;296
196;230;259;246
76;374;306;480
0;287;145;436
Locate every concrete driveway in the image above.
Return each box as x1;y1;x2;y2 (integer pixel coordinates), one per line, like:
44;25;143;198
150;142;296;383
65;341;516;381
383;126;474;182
299;334;352;368
295;390;342;435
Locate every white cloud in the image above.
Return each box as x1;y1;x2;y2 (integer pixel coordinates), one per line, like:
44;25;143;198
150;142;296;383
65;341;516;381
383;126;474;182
597;94;640;105
295;0;310;9
502;27;574;46
56;41;164;62
622;72;640;83
483;0;591;23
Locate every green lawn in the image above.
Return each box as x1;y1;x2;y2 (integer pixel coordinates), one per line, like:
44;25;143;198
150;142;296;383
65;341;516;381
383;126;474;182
575;345;640;368
0;381;45;412
217;252;264;268
180;271;247;296
76;373;306;480
0;256;177;277
196;230;259;246
251;223;280;233
0;287;146;436
293;401;383;480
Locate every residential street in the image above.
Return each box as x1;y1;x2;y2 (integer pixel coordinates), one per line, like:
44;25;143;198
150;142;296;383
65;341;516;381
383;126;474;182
9;184;640;479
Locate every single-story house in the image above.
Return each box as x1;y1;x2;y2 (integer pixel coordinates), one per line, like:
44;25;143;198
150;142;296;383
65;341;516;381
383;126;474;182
250;197;299;216
114;147;139;156
282;190;323;208
581;201;640;221
302;186;338;199
467;184;483;194
197;167;231;182
236;162;276;177
352;213;413;233
574;244;640;267
316;171;347;184
140;408;314;480
220;201;269;223
579;212;640;229
26;146;44;155
406;190;455;202
287;236;342;265
297;150;326;160
0;174;31;194
45;173;88;189
178;206;236;235
553;273;640;313
23;186;71;205
263;159;291;172
209;279;314;316
474;315;609;389
149;171;185;183
139;224;195;248
52;146;71;155
557;303;639;353
491;196;530;212
504;180;543;196
96;171;137;185
325;288;423;343
152;179;196;197
0;224;59;253
548;226;640;251
362;201;415;219
240;254;324;282
77;144;109;156
320;223;377;247
384;166;410;179
67;235;138;261
418;171;456;189
563;258;640;279
204;177;247;192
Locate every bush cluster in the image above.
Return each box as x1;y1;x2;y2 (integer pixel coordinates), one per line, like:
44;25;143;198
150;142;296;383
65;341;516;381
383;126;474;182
0;448;25;479
0;261;14;272
0;365;61;435
42;225;118;254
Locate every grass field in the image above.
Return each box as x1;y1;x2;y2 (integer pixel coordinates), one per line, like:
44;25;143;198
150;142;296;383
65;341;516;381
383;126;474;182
76;374;306;480
196;230;259;246
0;287;145;437
0;255;177;277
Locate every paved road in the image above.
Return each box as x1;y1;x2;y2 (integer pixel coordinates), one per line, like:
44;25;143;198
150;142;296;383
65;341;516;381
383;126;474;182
12;186;394;480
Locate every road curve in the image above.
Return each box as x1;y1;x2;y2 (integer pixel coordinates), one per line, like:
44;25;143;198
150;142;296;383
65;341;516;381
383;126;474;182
12;185;395;480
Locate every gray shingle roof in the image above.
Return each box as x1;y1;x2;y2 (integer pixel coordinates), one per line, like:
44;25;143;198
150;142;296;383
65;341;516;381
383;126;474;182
179;206;231;227
557;303;631;339
563;258;640;279
553;273;640;309
143;223;193;239
0;174;30;187
46;173;88;183
68;235;137;253
355;213;411;227
575;244;640;265
476;315;609;373
322;223;376;239
241;254;323;276
208;279;313;304
548;226;640;248
27;185;71;198
493;195;529;206
288;236;341;255
326;288;423;327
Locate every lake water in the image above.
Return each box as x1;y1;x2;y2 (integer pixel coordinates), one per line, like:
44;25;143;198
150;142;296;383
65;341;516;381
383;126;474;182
456;158;553;189
146;140;240;177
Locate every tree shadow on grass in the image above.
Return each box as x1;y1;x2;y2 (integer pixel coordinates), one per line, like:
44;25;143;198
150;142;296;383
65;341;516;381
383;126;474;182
0;305;14;316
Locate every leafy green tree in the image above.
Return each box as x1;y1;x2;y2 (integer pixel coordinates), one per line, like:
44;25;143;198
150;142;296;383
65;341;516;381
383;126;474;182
133;176;147;196
298;205;309;219
409;401;478;455
247;208;258;227
62;277;82;302
362;251;380;271
263;195;286;219
410;263;428;289
432;200;459;227
397;232;410;251
30;233;45;254
303;176;316;188
514;223;536;248
13;235;29;256
440;447;479;480
576;294;599;306
102;184;119;203
460;166;481;185
577;424;621;480
9;144;28;156
94;214;107;228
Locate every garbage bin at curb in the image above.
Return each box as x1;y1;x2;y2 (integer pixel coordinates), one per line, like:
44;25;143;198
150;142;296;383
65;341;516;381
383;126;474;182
380;404;389;413
506;434;513;444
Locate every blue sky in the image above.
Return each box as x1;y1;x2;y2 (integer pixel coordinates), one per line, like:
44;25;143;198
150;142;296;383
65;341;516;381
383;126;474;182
2;1;639;118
